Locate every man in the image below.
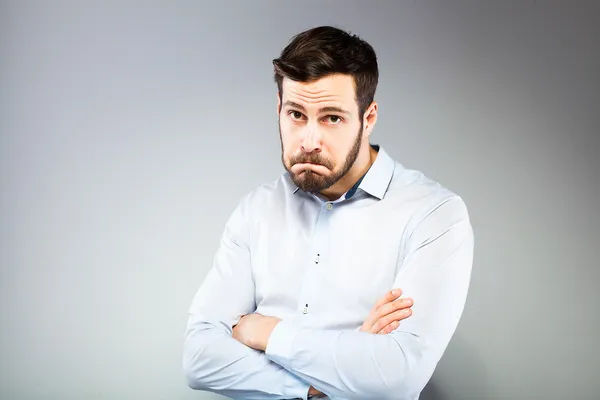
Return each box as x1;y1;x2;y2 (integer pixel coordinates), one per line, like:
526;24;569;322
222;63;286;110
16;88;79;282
183;26;474;400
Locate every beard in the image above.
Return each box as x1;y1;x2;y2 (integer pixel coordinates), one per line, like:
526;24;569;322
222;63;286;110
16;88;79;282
279;122;363;194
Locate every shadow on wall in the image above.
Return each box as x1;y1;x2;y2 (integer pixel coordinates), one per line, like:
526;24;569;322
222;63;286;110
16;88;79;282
420;333;490;400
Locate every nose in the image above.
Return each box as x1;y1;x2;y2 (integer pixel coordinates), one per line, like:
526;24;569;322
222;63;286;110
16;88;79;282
301;124;322;154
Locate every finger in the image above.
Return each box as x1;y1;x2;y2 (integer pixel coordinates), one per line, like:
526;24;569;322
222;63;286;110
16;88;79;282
372;288;403;311
371;306;413;333
375;297;413;321
361;290;403;331
377;320;400;334
371;308;412;333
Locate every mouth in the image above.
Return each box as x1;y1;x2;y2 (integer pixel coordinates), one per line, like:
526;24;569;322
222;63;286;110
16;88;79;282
290;162;329;175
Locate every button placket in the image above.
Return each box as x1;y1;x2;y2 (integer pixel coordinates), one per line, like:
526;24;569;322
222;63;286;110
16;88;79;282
298;202;332;316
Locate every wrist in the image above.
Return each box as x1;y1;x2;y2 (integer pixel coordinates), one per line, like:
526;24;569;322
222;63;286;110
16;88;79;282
308;385;325;398
259;315;281;351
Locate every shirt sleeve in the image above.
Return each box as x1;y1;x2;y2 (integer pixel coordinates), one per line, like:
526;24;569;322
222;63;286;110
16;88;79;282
183;198;311;400
265;195;474;399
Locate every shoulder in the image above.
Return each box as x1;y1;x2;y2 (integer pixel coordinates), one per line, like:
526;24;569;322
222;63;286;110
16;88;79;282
386;162;471;228
235;172;294;216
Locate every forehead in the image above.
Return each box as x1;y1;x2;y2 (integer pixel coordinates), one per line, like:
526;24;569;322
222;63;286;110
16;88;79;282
281;74;357;111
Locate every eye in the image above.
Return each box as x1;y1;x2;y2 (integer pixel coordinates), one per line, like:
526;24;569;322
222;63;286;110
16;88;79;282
326;115;343;125
288;110;304;121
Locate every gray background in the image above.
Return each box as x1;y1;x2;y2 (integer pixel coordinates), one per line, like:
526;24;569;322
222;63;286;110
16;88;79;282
1;1;598;399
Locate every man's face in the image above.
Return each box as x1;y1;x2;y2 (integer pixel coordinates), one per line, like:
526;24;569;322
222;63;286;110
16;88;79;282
278;74;366;193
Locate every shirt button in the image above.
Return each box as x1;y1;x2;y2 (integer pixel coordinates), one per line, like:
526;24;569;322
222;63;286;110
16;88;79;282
326;203;333;210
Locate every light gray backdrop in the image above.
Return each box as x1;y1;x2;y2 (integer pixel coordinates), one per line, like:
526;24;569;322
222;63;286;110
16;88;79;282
1;1;598;399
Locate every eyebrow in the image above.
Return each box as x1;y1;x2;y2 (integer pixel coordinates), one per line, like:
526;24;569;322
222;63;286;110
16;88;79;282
283;101;351;116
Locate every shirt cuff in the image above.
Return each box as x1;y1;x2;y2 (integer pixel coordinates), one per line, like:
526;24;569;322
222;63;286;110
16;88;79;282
265;318;306;371
282;370;311;400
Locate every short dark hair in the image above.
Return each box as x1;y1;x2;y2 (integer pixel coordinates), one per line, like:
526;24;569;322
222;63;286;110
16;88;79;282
273;25;379;120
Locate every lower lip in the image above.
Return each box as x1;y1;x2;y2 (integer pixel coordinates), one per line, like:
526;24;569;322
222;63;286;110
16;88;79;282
291;163;329;174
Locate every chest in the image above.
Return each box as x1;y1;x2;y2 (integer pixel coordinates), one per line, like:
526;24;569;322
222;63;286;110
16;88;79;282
250;201;410;329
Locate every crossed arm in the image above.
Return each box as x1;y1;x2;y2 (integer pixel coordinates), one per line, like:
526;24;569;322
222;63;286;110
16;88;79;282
183;196;474;399
231;288;413;398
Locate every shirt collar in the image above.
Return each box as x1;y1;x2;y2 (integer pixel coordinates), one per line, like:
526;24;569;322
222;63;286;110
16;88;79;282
351;144;395;200
290;144;395;200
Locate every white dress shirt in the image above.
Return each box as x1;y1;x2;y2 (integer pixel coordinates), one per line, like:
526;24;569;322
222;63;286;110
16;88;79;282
183;145;474;400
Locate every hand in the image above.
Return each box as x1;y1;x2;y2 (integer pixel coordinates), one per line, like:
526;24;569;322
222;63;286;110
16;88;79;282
232;313;281;351
360;289;413;334
308;385;326;397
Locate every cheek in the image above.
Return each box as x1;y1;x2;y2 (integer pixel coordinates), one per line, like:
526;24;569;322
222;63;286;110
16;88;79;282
280;125;299;148
328;136;354;160
279;118;296;136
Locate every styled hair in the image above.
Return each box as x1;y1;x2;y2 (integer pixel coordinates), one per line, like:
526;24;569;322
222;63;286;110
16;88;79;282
272;25;379;119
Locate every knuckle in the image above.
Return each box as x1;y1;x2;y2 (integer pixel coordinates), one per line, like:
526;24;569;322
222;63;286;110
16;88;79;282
394;298;410;310
374;308;385;319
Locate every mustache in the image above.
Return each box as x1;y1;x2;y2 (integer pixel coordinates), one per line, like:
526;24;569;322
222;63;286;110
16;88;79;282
290;154;334;169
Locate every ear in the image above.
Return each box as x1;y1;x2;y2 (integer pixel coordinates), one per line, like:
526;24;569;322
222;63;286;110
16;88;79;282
363;101;378;137
276;93;281;115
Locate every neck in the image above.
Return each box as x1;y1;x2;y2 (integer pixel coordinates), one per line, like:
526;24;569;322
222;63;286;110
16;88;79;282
319;144;377;201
